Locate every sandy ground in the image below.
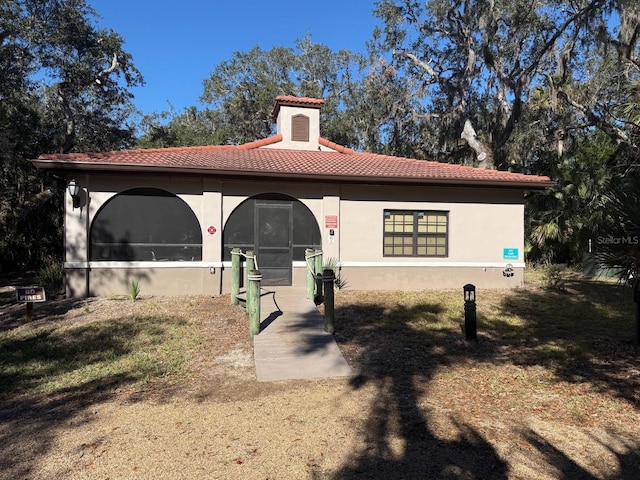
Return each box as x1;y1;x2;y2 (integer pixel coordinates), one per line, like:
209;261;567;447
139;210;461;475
4;376;639;480
1;292;640;479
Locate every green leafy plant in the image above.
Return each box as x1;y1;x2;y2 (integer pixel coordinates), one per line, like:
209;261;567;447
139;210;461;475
323;256;347;290
36;262;64;295
540;263;567;291
128;279;141;301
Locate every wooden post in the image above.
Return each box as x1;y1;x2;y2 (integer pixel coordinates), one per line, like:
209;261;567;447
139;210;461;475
231;248;241;305
305;248;314;300
314;249;323;304
25;302;34;322
323;269;335;334
247;269;262;338
246;250;255;287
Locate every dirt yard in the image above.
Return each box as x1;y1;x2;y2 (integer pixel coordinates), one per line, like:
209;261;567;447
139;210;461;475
1;284;640;479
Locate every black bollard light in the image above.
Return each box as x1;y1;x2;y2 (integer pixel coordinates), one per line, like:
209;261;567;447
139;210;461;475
463;283;477;341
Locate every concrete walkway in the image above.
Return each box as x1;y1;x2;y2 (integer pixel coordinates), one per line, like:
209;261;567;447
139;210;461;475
252;287;353;382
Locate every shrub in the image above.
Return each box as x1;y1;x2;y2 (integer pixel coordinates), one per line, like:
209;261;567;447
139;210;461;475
36;262;64;295
541;263;567;291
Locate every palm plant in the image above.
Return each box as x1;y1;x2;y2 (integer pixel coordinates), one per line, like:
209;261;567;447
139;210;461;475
526;133;622;264
592;176;640;285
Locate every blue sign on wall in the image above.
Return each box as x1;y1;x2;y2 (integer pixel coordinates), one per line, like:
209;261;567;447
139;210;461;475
503;248;519;260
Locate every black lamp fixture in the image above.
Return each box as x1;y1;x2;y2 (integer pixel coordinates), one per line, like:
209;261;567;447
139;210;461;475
463;283;476;303
68;179;80;208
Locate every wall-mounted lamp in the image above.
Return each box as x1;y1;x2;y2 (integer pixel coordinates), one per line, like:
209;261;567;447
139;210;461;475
68;179;80;208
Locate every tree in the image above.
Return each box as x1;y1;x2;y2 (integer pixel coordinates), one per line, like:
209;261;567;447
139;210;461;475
136;107;223;149
370;0;639;169
526;132;625;263
592;175;640;284
344;57;435;158
0;0;142;272
24;0;143;153
139;35;434;157
197;36;364;147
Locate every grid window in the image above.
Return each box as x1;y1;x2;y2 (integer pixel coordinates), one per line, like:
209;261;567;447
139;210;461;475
383;210;448;257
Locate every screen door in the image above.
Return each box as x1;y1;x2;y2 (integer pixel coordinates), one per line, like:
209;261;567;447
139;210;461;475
255;202;293;285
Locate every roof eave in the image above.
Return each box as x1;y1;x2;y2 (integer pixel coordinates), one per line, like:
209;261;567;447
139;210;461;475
31;158;556;190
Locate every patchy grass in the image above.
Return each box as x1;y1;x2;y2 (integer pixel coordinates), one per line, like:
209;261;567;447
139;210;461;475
334;267;640;424
0;300;204;400
1;268;639;479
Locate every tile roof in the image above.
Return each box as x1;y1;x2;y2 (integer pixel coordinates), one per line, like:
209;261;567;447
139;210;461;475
34;136;553;189
272;96;325;117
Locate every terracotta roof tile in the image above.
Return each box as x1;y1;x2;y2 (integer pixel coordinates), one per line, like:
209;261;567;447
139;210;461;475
319;137;355;154
34;139;554;188
272;96;324;116
237;134;283;149
274;95;325;106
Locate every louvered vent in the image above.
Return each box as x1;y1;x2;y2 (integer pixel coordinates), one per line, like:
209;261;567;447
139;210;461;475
291;114;310;142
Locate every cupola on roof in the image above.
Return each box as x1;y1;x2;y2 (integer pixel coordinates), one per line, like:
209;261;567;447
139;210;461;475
32;96;554;190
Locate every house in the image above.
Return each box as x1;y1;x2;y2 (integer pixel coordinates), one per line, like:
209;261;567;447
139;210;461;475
32;96;554;297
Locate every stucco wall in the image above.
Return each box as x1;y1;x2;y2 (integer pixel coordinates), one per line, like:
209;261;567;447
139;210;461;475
266;104;323;151
64;173;527;297
82;267;218;297
338;185;524;265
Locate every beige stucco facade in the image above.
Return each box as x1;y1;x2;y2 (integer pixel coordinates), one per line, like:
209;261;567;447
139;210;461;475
36;96;551;298
64;172;526;297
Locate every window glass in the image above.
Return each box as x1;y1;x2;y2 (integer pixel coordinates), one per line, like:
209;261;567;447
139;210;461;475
383;210;448;257
90;188;202;261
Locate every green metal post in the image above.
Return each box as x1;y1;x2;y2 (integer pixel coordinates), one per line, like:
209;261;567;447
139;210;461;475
231;248;241;305
305;248;314;300
248;269;262;338
323;269;335;333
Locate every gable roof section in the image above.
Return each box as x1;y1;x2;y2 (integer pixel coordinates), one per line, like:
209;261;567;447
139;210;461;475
34;137;554;189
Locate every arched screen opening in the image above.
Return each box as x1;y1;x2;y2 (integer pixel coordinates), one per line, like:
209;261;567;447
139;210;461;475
90;188;202;261
222;194;321;262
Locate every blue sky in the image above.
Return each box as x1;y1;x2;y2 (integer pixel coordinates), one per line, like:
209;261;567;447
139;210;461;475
91;1;381;117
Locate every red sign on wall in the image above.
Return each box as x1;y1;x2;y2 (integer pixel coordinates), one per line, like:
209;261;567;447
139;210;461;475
325;215;338;229
207;226;217;235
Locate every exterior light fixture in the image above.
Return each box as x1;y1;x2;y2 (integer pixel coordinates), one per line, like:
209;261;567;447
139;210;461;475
463;283;477;340
68;179;80;208
463;283;476;303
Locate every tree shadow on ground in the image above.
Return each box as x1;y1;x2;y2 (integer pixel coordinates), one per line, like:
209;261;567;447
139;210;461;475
330;290;640;479
0;306;189;478
0;375;132;479
0;296;91;331
493;277;640;409
330;302;509;479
